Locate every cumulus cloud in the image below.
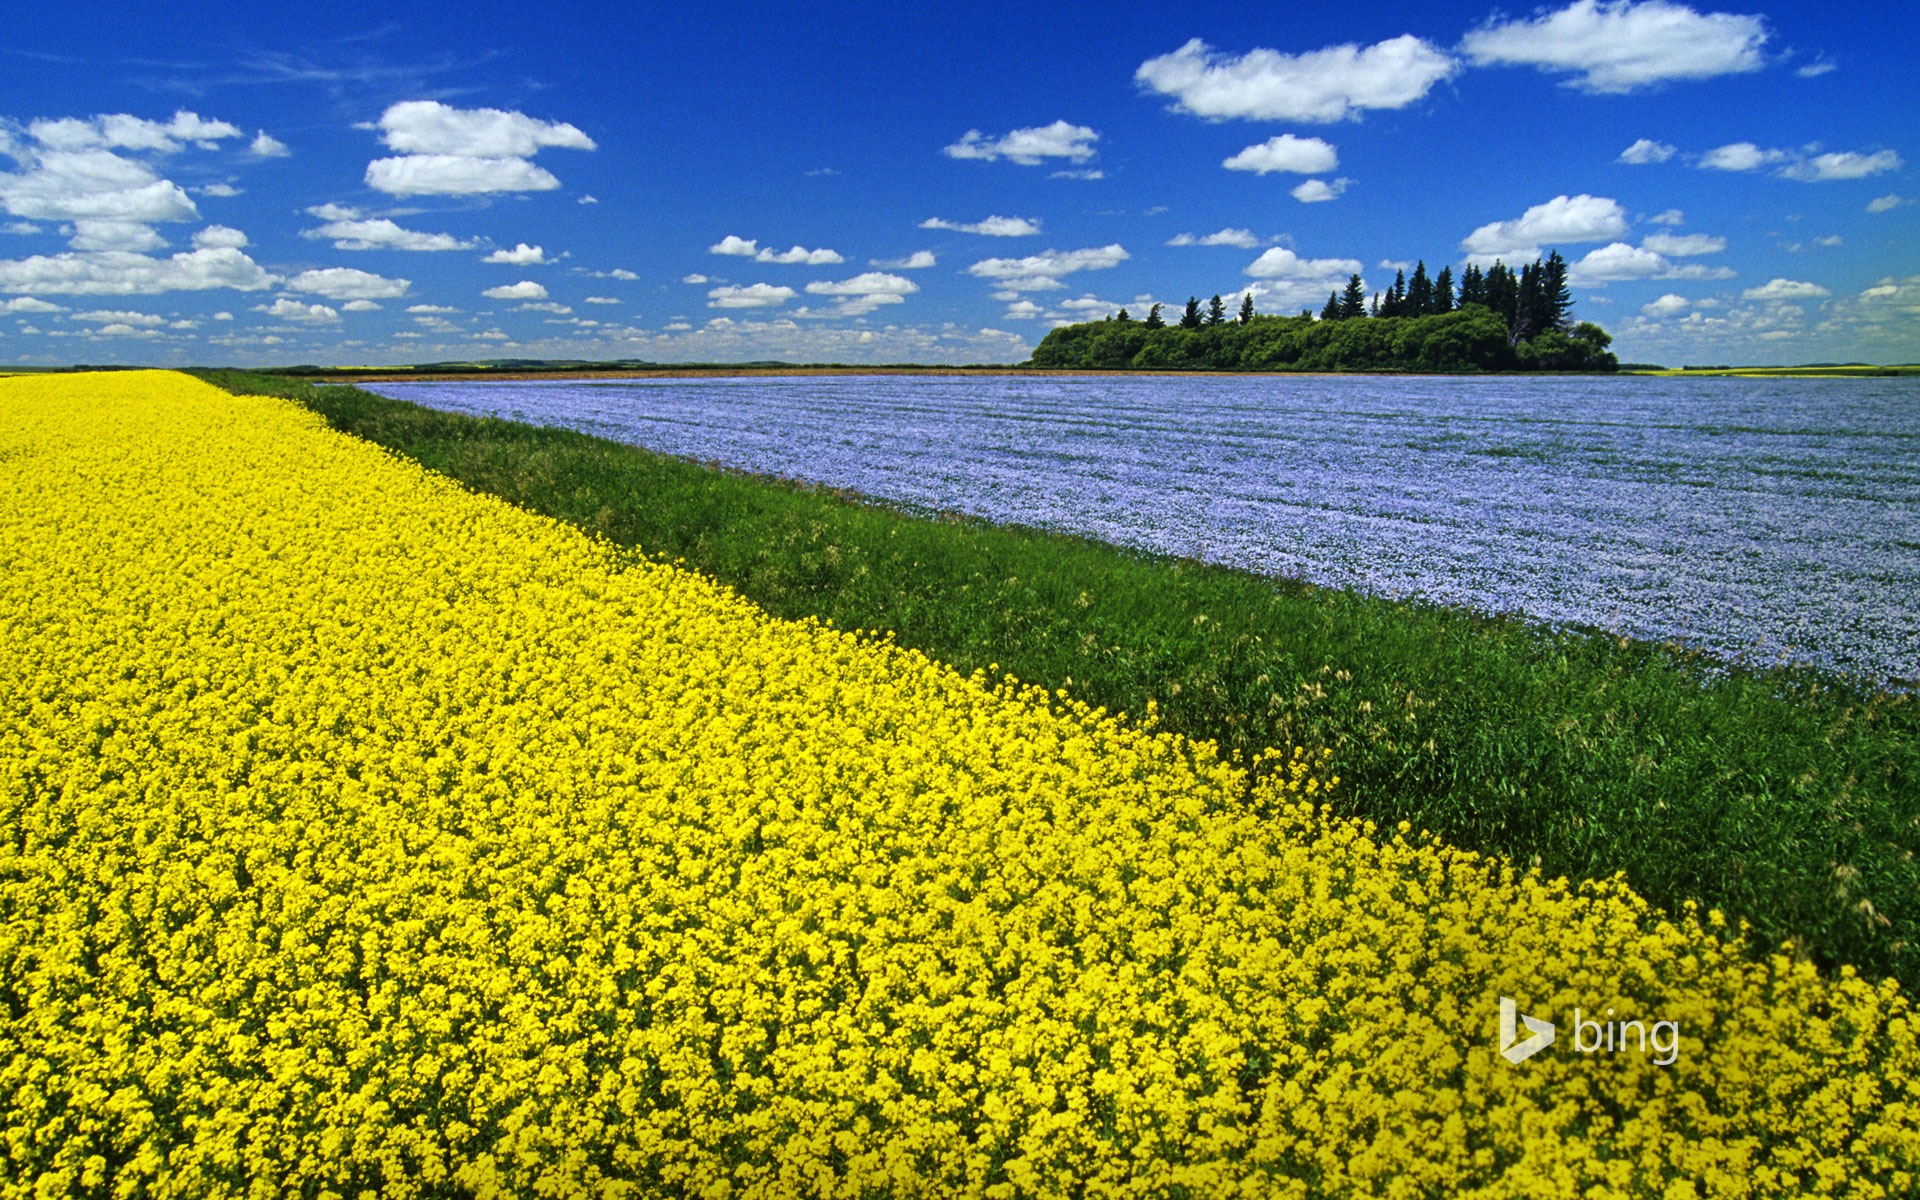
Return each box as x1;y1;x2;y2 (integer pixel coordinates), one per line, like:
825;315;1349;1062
707;282;796;308
1461;193;1628;259
0;296;64;313
802;271;919;316
919;215;1041;237
1168;229;1262;248
1697;141;1790;172
944;120;1097;164
286;267;410;300
1743;278;1830;301
26;111;242;153
1291;178;1352;203
1461;0;1769;93
1618;138;1677;164
1648;208;1686;225
249;132;290;158
1781;150;1903;182
1641;231;1725;256
0;247;274;295
0;149;198;228
69;220;167;252
1642;293;1693;317
340;300;382;311
1242;245;1366;308
304;215;475;252
192;225;248;250
71;308;166;325
965;245;1129;291
259;298;339;323
1222;135;1338;175
1569;242;1736;283
708;235;842;264
583;296;621;304
1867;194;1913;213
364;101;594;196
480;280;548;301
483;243;549;264
1135;35;1457;123
871;250;937;269
681;273;709;284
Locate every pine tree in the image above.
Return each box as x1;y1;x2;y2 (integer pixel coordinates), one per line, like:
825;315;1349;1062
1205;294;1227;326
1181;296;1203;329
1339;274;1367;320
1115;307;1132;322
1458;264;1485;309
1433;265;1455;313
1321;292;1342;321
1144;303;1165;329
1238;292;1255;324
1407;262;1433;316
1484;263;1517;337
1382;269;1407;317
1541;250;1572;331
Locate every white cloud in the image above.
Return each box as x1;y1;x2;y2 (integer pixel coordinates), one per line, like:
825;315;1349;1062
803;271;919;316
1743;278;1830;301
944;120;1097;165
707;283;796;308
192;225;248;250
516;301;571;314
287;267;410;300
340;299;382;311
259;298;339;323
1569;241;1669;281
1291;178;1352;204
375;100;595;157
1641;231;1725;256
1618;138;1677;164
578;194;598;204
406;304;458;313
1050;169;1105;180
966;245;1129;290
0;296;63;313
1222;135;1338;175
3;221;40;234
1135;35;1457;123
249;132;290;158
1168;228;1262;248
681;273;709;284
1642;293;1693;317
366;154;562;196
1698;141;1790;172
583;296;621;304
1648;208;1686;225
871;250;937;269
304;216;475;252
71;308;165;325
483;242;549;265
605;269;638;280
0;247;274;294
1781;150;1903;182
1461;194;1628;259
68;220;167;252
481;280;548;301
0;149;197;226
1461;0;1769;93
920;215;1041;237
1241;246;1366;309
1867;194;1913;214
1003;299;1044;319
306;203;361;222
26;111;242;153
196;183;240;198
707;234;841;264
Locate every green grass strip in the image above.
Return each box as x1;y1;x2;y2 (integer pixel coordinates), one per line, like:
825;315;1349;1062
195;369;1920;992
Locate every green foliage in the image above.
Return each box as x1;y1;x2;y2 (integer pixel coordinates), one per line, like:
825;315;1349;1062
1180;297;1203;329
197;368;1920;993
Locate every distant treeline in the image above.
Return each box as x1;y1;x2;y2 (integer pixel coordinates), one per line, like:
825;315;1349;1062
1028;251;1618;373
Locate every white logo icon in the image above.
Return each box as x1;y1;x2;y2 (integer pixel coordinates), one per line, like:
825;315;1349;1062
1500;996;1556;1064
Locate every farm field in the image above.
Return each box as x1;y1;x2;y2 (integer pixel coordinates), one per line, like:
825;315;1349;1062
6;369;1917;1195
215;369;1920;995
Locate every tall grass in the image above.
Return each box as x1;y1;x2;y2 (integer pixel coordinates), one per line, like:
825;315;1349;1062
196;370;1920;991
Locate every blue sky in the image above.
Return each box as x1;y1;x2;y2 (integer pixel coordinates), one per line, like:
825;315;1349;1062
2;0;1914;366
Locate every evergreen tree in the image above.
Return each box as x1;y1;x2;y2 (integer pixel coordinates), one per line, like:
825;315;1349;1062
1458;264;1485;309
1433;265;1455;313
1541;250;1572;331
1484;263;1517;337
1321;292;1342;321
1407;262;1433;316
1115;307;1132;322
1339;274;1367;320
1205;294;1227;326
1238;292;1255;324
1144;303;1165;330
1181;296;1203;329
1381;269;1408;318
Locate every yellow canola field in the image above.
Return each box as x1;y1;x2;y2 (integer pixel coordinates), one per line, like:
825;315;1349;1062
0;371;1913;1199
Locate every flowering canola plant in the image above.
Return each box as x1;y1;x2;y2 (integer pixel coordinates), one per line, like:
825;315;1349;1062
0;371;1914;1198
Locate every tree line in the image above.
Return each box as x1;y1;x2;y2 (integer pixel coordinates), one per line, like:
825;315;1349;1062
1027;250;1617;373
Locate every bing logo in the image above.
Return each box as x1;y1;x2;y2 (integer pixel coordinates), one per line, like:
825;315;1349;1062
1498;996;1681;1067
